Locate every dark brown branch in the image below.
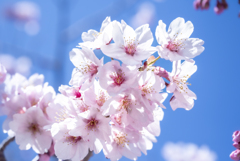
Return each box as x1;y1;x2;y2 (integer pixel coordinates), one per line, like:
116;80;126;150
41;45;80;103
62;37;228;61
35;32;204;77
0;136;15;161
82;150;93;161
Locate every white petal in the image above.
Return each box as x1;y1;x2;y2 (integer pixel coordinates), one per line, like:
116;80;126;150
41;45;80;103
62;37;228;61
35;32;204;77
155;20;168;45
168;17;185;38
135;24;153;47
112;21;124;46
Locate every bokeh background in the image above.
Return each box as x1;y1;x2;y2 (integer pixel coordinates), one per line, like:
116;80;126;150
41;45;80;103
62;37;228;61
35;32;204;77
0;0;239;160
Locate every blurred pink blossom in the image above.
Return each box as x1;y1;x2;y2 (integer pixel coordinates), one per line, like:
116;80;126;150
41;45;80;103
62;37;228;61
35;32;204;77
5;1;40;35
0;54;32;76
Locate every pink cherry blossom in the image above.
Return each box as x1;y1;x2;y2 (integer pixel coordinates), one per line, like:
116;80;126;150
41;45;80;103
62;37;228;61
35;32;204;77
51;119;90;161
103;126;141;160
156;17;204;61
167;60;197;111
101;20;156;65
46;94;79;124
98;60;137;95
137;70;167;109
83;80;110;111
79;16;113;49
69;46;103;88
69;108;111;154
9;106;52;154
102;89;150;130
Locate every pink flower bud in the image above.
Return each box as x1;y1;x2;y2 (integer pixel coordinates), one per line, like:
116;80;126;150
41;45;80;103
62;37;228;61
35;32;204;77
193;0;201;9
233;131;240;143
154;66;169;78
230;149;240;160
214;0;228;15
233;142;240;149
193;0;210;10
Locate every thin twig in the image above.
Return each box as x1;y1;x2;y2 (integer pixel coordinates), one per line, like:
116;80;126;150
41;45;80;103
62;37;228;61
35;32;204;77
0;136;15;152
0;136;15;161
82;150;93;161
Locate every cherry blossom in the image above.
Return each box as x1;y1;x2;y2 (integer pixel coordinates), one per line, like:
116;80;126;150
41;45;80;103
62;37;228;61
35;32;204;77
0;16;205;161
156;17;204;61
137;70;167;109
9;106;52;154
167;60;197;111
69;108;111;153
46;94;79;124
103;126;142;160
98;60;137;95
79;16;113;49
101;20;156;65
102;89;150;130
51;119;89;161
69;46;103;88
83;80;110;111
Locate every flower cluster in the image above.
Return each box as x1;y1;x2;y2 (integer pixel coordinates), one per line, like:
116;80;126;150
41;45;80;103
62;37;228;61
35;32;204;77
230;131;240;160
0;16;204;161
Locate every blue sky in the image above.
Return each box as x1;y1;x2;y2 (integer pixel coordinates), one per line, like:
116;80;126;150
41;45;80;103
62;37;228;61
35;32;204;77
0;0;240;160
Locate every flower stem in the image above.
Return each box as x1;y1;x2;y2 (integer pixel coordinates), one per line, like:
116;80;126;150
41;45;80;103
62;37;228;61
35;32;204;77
148;56;160;66
0;136;15;161
82;150;93;161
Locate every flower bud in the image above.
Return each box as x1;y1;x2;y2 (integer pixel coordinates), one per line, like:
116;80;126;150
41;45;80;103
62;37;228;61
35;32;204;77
214;0;228;15
230;149;240;160
233;131;240;143
154;66;168;78
233;142;240;149
193;0;210;10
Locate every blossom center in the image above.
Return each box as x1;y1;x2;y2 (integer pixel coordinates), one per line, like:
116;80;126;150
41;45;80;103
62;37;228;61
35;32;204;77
110;69;125;86
140;84;155;96
73;87;81;98
28;123;40;134
124;38;136;56
78;61;98;76
86;118;98;130
92;32;101;39
96;91;107;107
166;40;180;52
55;107;69;122
173;75;191;93
30;98;38;106
119;96;132;113
114;132;129;147
76;100;89;113
65;136;82;144
113;114;122;125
